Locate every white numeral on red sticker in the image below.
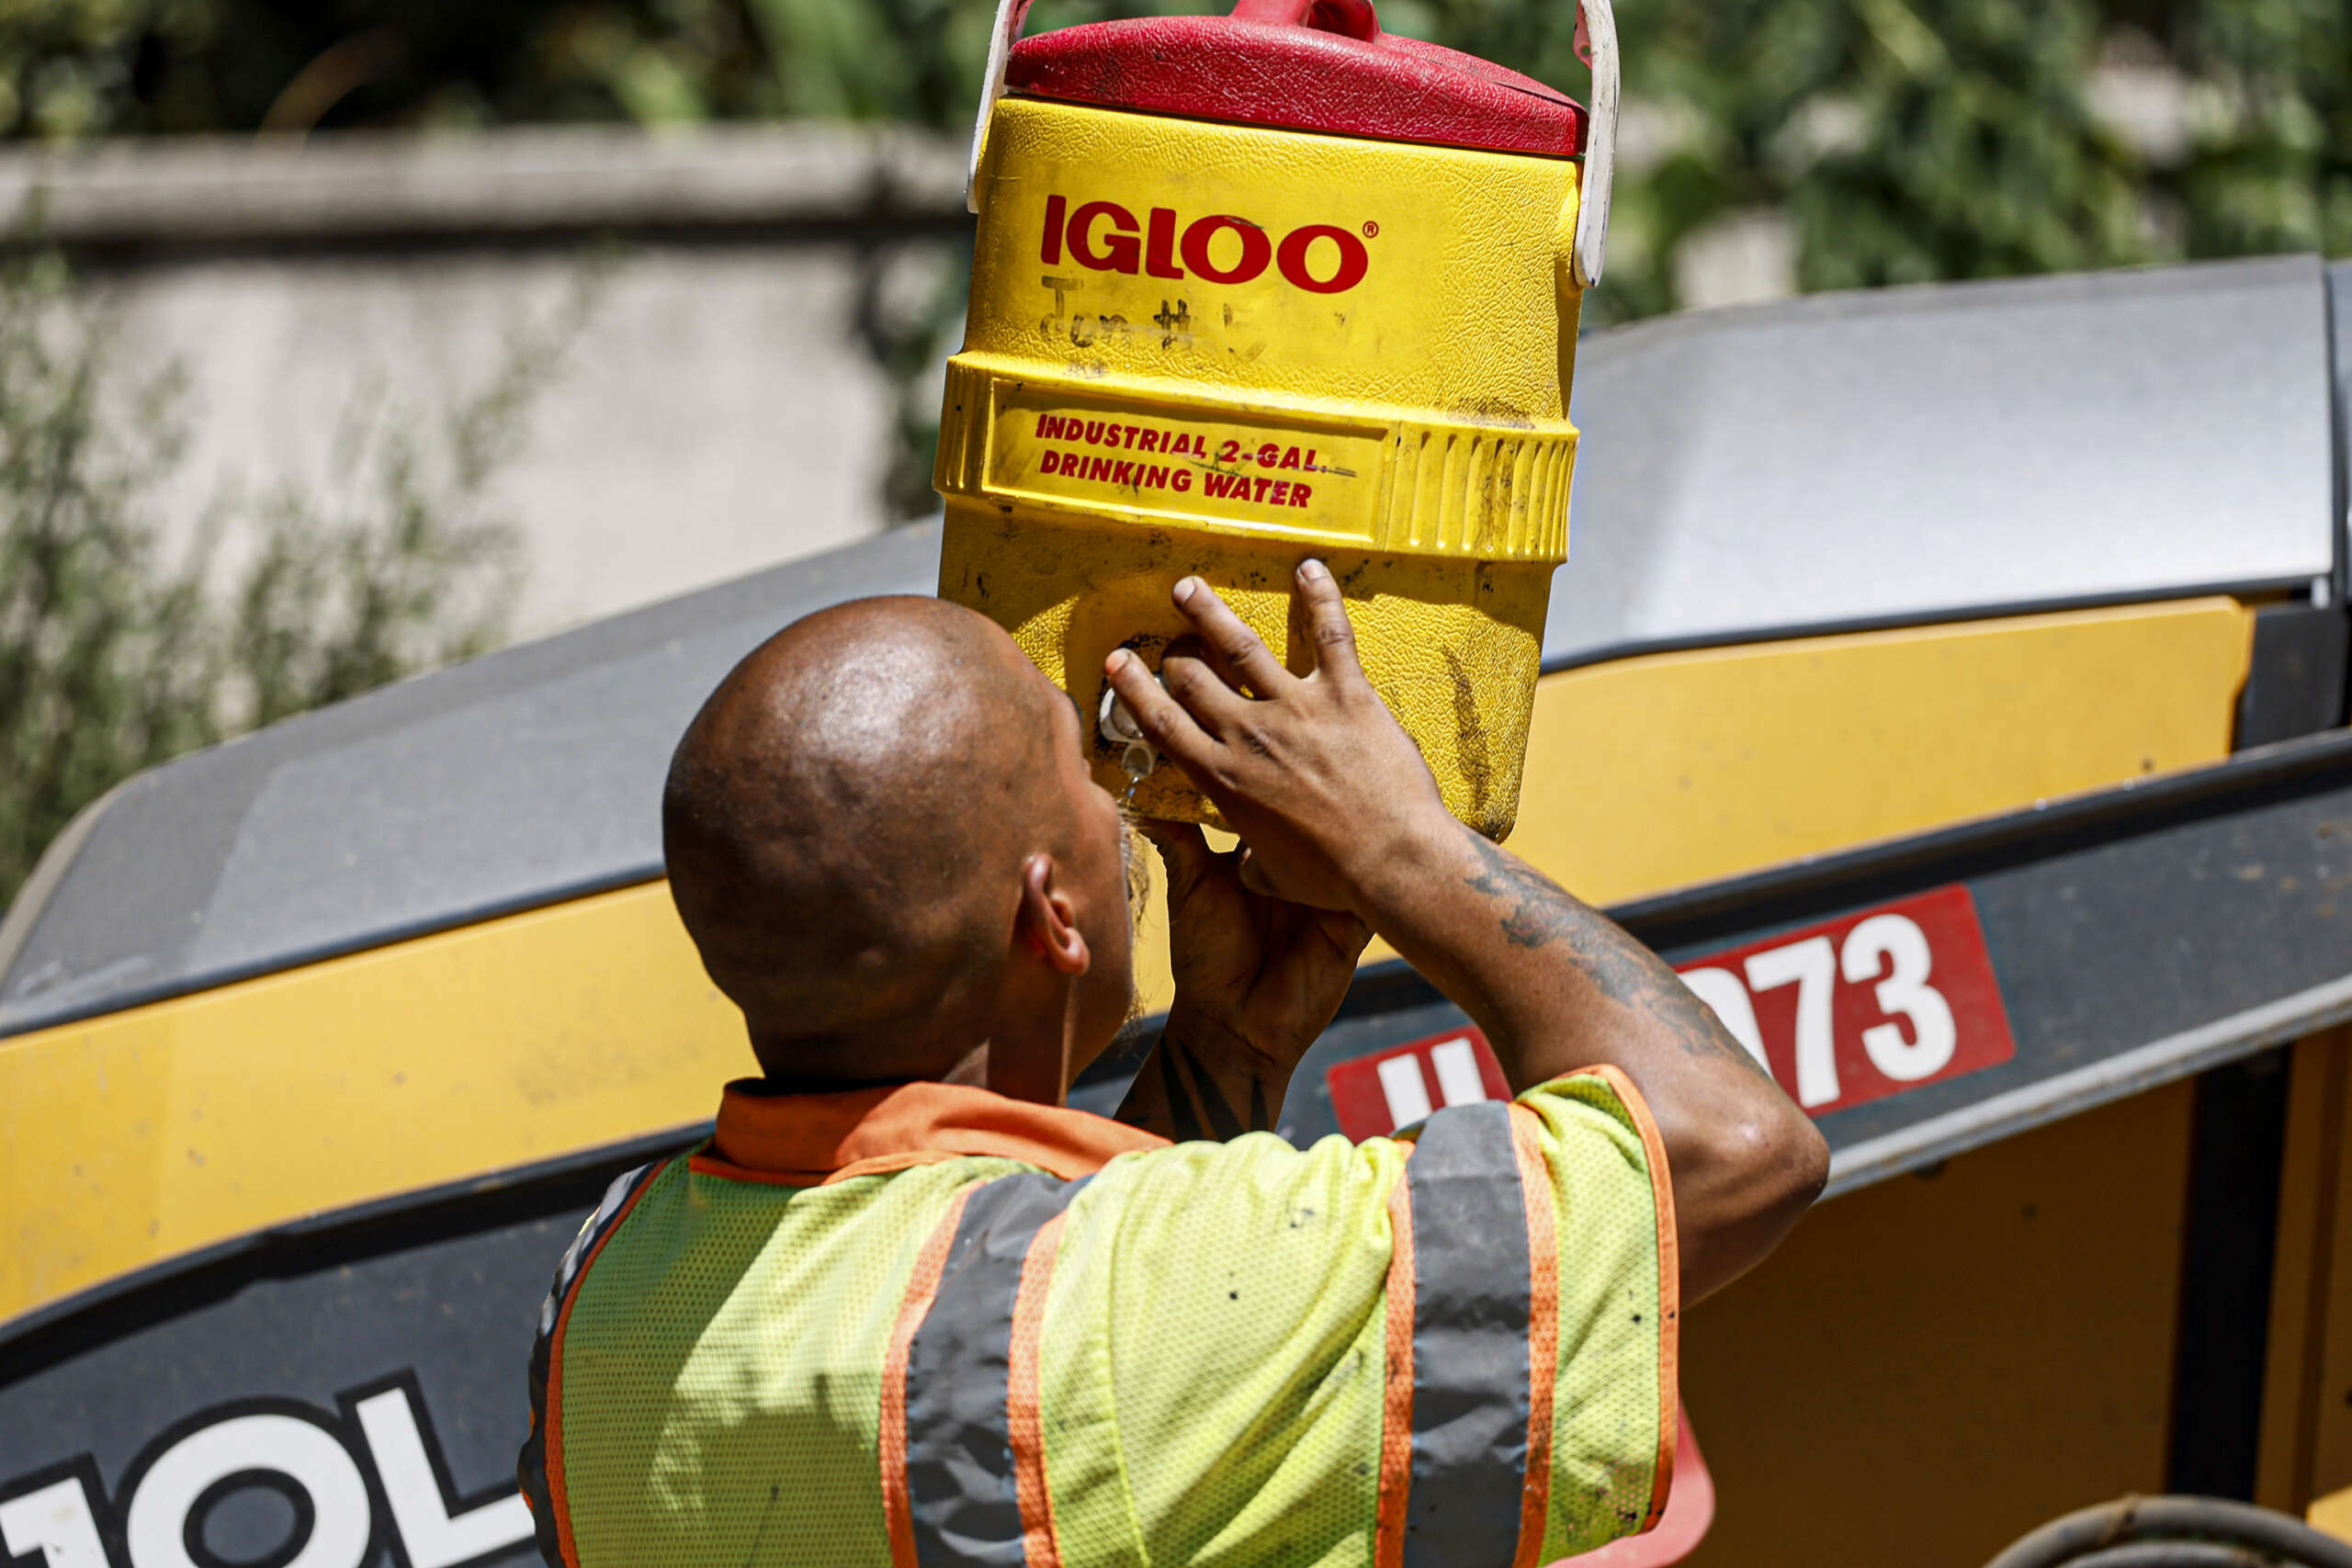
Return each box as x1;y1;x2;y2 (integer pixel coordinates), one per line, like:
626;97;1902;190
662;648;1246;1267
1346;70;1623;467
1743;935;1840;1108
1375;1053;1433;1127
1842;913;1958;1081
1428;1037;1490;1107
1329;892;2002;1144
1372;1037;1489;1130
1685;912;1961;1111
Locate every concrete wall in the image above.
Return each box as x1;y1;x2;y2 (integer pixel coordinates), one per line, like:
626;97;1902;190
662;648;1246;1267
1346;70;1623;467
1;126;969;635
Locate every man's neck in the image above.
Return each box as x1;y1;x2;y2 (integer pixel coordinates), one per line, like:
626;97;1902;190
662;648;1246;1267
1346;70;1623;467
744;1035;1071;1108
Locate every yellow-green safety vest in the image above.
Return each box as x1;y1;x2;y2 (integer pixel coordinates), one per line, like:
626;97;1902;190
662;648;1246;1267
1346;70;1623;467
518;1070;1676;1568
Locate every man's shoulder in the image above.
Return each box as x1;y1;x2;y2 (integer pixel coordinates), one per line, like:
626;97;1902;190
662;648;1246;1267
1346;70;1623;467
575;1152;1016;1283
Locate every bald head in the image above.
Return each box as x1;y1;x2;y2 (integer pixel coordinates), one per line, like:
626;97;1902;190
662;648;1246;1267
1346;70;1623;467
663;596;1126;1084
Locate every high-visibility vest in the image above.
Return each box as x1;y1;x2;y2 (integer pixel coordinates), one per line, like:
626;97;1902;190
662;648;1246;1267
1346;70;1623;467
518;1071;1675;1568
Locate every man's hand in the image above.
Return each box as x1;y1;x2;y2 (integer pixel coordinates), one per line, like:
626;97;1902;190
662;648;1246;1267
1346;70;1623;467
1104;562;1829;1302
1112;822;1371;1141
1104;561;1452;913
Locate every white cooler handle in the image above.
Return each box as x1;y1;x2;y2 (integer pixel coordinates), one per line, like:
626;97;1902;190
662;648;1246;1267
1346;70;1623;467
966;0;1034;214
1573;0;1618;288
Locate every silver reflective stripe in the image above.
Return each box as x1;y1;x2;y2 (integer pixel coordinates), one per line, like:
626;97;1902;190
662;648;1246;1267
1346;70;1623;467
1403;1101;1532;1568
904;1172;1085;1568
521;1157;666;1568
538;1162;651;1337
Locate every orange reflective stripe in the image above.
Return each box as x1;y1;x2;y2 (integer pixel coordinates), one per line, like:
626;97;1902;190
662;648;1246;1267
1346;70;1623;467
1010;1211;1071;1568
684;1148;965;1187
830;1151;965;1185
713;1079;1168;1183
1375;1174;1417;1568
1582;1065;1680;1529
684;1150;817;1187
1508;1106;1560;1568
879;1185;975;1568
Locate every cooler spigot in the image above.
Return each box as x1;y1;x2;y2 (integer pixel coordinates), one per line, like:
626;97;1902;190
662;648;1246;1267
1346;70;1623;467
1099;683;1159;782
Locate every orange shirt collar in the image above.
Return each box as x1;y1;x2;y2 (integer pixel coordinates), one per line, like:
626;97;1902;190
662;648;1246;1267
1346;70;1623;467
704;1077;1170;1187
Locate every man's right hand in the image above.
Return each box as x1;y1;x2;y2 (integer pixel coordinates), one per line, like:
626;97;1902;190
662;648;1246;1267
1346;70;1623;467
1104;562;1830;1302
1102;559;1453;916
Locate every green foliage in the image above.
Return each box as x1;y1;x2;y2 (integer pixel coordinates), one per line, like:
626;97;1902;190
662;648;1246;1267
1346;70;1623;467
2174;0;2352;256
1608;0;2155;309
0;254;211;895
0;0;2341;316
857;233;976;523
0;250;586;908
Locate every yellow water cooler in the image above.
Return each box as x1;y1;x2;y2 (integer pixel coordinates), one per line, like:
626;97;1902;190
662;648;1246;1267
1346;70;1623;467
936;0;1619;838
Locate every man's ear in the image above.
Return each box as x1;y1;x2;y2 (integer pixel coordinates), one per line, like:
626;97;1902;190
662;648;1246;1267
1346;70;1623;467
1017;852;1091;976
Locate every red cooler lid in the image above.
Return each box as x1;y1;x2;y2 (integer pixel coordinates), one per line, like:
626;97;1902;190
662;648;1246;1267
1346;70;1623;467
1003;0;1586;159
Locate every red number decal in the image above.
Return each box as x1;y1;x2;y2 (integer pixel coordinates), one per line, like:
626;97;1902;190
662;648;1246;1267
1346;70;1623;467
1674;885;2014;1116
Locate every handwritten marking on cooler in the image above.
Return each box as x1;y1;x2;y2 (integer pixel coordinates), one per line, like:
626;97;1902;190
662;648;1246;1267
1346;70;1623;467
1322;885;2017;1140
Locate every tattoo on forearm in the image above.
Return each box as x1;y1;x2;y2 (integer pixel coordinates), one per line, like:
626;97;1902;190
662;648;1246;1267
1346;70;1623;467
1115;1032;1276;1140
1463;834;1589;950
1459;828;1770;1077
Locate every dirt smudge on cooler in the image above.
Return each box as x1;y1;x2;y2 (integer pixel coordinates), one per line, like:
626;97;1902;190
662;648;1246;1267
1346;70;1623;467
1442;647;1492;818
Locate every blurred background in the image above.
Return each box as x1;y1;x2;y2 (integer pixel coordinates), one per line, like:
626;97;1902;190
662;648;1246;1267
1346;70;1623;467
0;0;2344;908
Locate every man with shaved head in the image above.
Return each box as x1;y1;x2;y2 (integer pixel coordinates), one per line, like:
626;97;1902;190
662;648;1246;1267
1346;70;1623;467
522;564;1826;1568
661;596;1138;1104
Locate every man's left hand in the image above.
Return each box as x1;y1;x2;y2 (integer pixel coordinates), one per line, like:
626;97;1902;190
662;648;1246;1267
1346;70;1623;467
1112;822;1370;1139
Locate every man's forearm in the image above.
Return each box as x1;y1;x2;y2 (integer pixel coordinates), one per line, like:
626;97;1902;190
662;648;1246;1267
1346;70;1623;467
1363;819;1768;1093
1112;1011;1289;1142
1111;820;1770;1145
1352;818;1824;1298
